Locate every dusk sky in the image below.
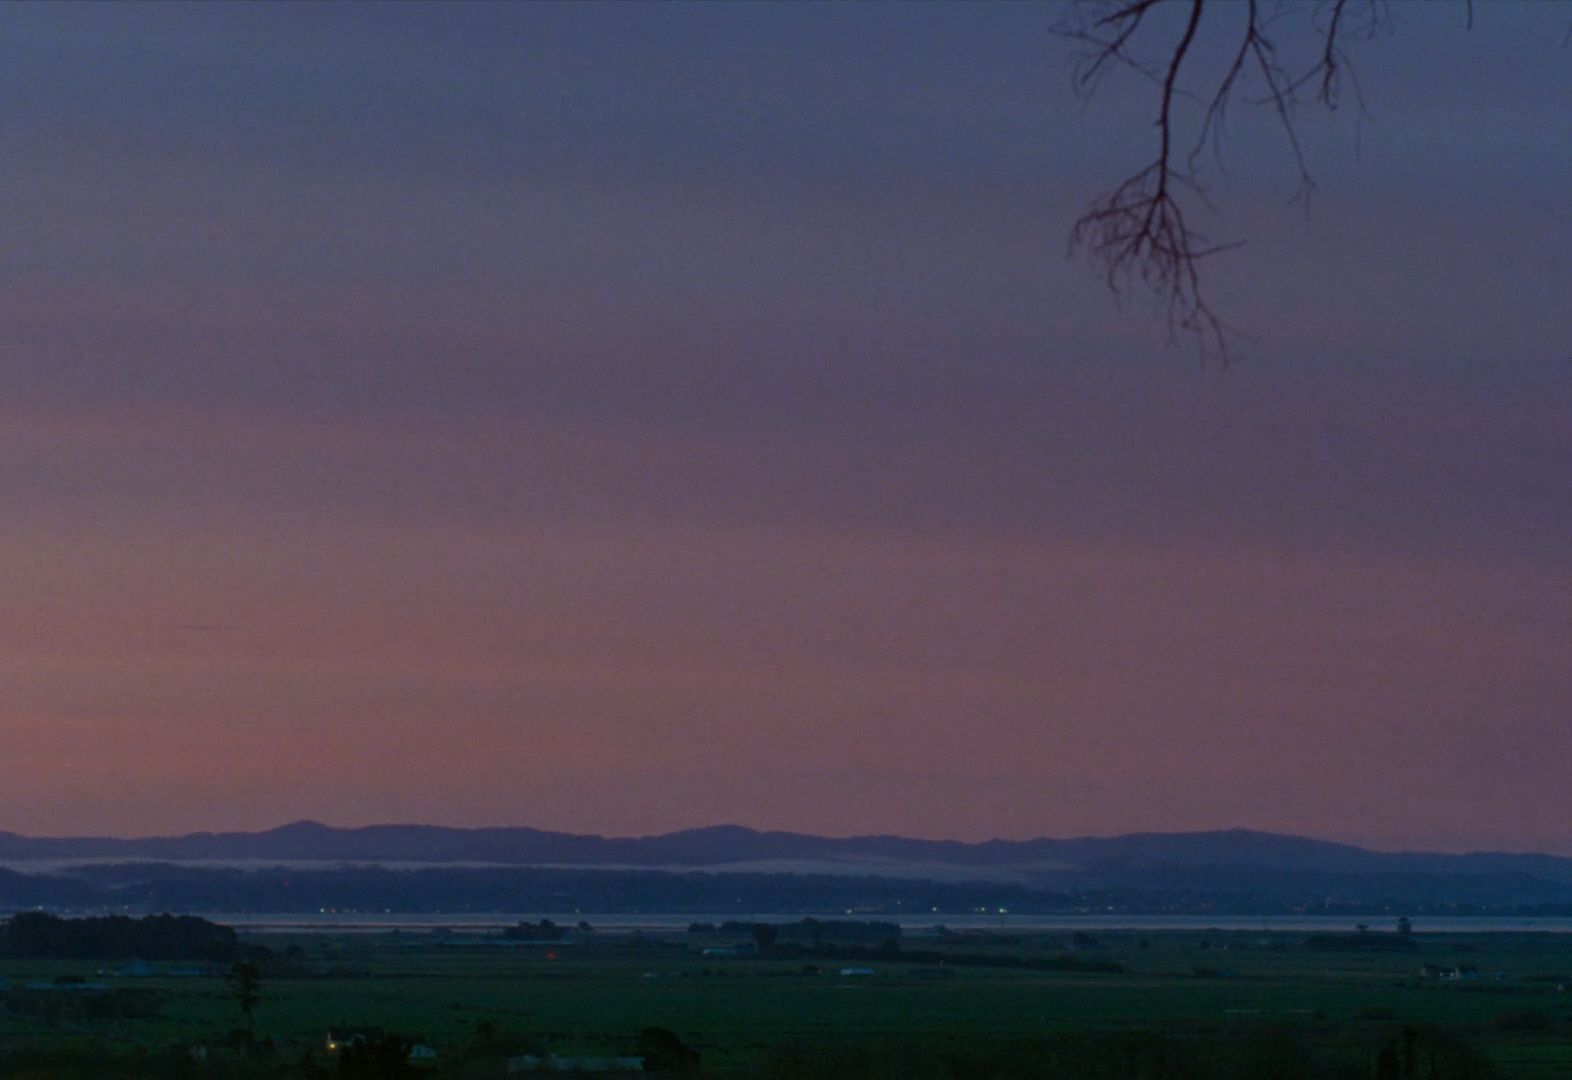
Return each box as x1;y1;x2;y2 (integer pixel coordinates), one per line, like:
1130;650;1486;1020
4;2;1568;852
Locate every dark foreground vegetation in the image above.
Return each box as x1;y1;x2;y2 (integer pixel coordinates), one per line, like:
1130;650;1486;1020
1;915;1568;1078
0;1025;1503;1079
0;913;240;962
752;1026;1496;1080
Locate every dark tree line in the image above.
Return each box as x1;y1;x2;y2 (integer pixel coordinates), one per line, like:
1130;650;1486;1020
710;918;903;946
500;918;568;941
0;912;238;960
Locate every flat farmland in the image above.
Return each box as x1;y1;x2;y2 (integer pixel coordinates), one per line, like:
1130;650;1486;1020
2;928;1570;1076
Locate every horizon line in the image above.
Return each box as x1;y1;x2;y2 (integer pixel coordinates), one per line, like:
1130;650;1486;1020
3;819;1565;860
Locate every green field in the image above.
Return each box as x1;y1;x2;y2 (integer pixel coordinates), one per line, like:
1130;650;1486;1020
3;927;1571;1077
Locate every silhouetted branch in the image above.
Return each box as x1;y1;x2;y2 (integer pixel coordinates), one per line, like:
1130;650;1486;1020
1062;1;1219;354
1197;0;1317;202
1065;0;1234;353
1056;0;1399;357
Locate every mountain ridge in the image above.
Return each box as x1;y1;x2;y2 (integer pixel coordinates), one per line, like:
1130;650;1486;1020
2;822;1569;884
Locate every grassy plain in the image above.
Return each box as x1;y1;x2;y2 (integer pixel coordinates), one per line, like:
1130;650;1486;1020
2;927;1571;1076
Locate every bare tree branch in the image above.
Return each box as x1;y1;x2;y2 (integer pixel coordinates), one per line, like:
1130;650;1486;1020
1055;0;1398;358
1067;0;1237;355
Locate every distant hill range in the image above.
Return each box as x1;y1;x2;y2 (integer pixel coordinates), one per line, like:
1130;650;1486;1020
4;823;1572;914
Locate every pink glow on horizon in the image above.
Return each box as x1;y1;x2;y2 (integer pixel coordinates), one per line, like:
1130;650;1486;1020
4;406;1568;851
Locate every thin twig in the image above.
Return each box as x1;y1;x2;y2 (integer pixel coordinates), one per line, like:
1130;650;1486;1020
1054;0;1392;357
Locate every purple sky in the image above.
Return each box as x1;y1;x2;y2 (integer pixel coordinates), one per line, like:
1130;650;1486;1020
3;2;1569;850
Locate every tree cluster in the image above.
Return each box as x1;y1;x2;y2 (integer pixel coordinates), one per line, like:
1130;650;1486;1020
500;918;568;942
0;912;238;961
713;918;904;945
